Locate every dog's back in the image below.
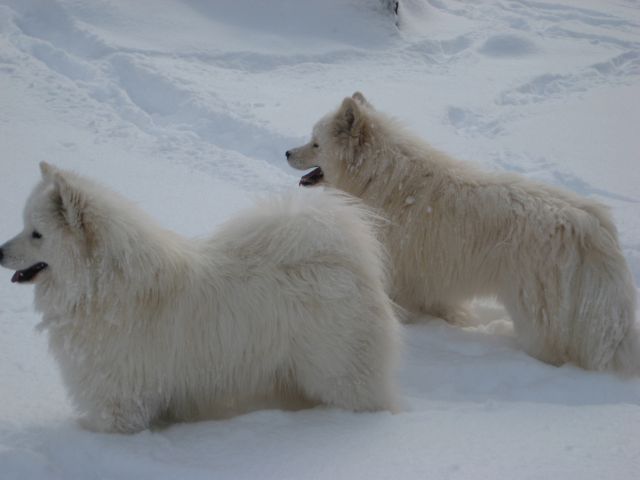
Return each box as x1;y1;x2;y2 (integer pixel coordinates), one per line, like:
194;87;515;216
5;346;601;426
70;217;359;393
212;188;389;290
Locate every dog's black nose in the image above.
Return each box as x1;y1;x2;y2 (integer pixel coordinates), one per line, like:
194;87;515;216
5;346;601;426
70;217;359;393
285;150;291;159
0;248;3;262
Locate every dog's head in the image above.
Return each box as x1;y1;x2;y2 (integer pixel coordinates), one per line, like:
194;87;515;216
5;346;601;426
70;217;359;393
1;163;182;320
0;162;103;285
286;92;375;188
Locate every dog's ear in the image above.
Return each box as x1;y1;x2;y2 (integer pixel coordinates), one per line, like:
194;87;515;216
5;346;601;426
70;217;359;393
50;172;89;233
352;92;372;108
335;97;366;138
40;161;58;181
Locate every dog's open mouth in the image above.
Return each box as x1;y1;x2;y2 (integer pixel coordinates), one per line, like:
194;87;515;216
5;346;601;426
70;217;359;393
299;167;324;187
11;262;48;283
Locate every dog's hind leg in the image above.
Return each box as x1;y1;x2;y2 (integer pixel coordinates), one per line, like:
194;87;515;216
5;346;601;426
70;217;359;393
293;305;399;412
295;359;398;413
500;246;637;372
610;322;640;375
499;277;568;367
569;249;637;372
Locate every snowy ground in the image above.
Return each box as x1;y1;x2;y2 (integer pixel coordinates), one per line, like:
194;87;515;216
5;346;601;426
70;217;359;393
1;0;639;478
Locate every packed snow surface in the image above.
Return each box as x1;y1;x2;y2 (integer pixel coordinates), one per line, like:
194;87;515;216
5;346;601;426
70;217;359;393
1;0;639;478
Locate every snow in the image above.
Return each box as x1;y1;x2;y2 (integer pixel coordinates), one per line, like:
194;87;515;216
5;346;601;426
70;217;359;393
0;0;639;478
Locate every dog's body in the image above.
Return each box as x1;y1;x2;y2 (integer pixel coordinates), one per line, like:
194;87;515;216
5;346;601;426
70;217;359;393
287;92;638;373
0;163;399;433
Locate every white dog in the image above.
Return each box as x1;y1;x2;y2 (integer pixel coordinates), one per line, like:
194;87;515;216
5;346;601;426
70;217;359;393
0;162;400;433
287;92;639;374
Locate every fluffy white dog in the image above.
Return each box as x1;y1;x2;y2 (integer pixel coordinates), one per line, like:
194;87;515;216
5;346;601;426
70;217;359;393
0;163;400;433
287;92;638;374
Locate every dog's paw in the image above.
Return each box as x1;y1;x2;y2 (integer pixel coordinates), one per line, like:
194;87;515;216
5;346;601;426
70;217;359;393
78;414;115;433
441;306;473;326
420;303;473;326
78;412;147;434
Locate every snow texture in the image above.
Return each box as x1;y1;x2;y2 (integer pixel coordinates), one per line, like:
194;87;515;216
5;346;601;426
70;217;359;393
0;0;639;478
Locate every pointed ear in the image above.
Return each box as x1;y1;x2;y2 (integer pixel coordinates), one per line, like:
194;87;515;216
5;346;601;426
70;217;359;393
40;161;58;181
352;91;372;108
51;172;88;232
334;97;364;136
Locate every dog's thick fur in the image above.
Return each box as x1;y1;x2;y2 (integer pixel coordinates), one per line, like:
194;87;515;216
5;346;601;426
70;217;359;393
0;163;400;433
287;92;639;374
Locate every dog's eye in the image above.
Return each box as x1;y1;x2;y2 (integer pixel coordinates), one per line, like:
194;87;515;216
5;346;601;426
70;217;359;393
31;230;42;239
313;143;319;148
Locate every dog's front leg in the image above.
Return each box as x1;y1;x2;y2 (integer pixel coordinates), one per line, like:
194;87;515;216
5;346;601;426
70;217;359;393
78;396;158;434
